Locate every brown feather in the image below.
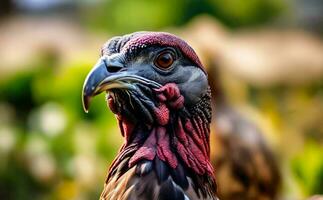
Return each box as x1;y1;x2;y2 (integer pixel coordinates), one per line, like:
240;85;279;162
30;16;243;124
101;165;218;200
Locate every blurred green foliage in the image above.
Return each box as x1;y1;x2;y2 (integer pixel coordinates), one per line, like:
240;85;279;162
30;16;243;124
244;82;323;197
84;0;284;33
0;53;121;199
292;141;323;196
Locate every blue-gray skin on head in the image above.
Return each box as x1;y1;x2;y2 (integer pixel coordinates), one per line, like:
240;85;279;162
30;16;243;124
82;33;209;113
115;46;208;106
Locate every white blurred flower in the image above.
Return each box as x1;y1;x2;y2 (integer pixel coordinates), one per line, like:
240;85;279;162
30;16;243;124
0;127;16;154
72;154;97;187
73;122;96;154
24;135;57;182
29;102;67;137
29;153;57;183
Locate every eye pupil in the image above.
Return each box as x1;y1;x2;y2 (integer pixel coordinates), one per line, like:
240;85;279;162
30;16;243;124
155;52;174;69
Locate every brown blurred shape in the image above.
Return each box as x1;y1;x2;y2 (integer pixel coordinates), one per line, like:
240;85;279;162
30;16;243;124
208;63;281;200
183;15;323;87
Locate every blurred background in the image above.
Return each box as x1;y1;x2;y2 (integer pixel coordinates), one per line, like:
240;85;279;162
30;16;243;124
0;0;322;199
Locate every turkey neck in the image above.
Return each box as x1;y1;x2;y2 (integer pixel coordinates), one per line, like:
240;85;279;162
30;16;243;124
105;84;217;198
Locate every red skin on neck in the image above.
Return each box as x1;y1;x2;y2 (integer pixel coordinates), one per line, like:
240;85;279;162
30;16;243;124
111;83;213;175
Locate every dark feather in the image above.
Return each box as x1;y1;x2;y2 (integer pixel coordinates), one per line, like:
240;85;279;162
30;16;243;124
170;163;189;190
154;157;170;183
158;178;185;200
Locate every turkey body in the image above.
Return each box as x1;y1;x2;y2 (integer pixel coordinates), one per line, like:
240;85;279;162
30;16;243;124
211;103;280;200
101;161;217;200
204;62;281;200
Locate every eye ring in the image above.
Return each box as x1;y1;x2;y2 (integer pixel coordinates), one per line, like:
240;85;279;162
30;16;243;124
154;50;175;69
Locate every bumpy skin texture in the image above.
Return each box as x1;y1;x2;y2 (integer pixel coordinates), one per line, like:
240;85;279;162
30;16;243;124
83;32;218;200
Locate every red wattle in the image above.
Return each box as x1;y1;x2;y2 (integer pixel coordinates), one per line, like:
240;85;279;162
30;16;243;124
122;83;213;175
156;126;178;168
129;128;157;167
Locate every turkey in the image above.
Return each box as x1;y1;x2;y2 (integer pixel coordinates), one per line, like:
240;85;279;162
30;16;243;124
82;32;218;200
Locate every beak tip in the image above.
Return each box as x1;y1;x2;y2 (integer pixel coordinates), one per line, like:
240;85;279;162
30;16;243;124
82;95;91;113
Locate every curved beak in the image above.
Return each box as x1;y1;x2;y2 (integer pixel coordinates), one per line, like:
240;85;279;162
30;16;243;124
82;57;131;113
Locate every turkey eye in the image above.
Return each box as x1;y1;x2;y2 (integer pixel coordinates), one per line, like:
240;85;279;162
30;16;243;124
154;51;175;69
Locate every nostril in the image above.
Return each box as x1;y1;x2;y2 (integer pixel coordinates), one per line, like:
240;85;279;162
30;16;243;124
106;65;123;73
103;57;124;73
